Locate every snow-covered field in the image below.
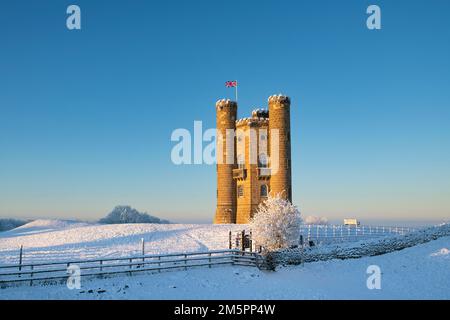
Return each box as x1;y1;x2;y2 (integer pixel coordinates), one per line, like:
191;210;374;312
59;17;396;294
0;220;243;264
1;235;449;299
0;219;414;264
0;220;449;299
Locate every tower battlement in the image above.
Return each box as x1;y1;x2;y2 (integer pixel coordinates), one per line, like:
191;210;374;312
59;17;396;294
268;94;290;104
235;117;269;127
251;108;269;119
216;99;237;110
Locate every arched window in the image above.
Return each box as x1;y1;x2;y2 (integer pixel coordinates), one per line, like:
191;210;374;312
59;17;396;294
258;154;268;168
237;154;245;169
260;185;268;197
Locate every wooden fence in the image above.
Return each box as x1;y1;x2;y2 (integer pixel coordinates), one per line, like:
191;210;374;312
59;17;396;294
0;249;262;287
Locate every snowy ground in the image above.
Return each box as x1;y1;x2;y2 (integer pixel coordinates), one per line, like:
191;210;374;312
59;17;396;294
0;220;449;299
0;219;413;264
0;220;243;264
1;235;448;299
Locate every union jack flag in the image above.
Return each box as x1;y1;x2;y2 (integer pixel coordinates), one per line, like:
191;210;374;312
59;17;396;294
225;80;237;88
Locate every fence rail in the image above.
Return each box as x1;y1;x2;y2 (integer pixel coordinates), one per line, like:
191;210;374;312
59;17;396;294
0;249;260;286
300;224;417;245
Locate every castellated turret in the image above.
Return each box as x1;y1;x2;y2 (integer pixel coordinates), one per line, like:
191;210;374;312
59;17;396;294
268;94;292;201
214;99;237;224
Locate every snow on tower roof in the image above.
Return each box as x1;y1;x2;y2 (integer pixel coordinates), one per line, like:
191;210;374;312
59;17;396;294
251;108;269;119
216;99;237;108
268;94;290;103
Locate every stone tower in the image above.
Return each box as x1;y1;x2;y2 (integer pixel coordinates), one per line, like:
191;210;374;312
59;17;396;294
214;94;292;224
213;99;237;224
268;94;292;201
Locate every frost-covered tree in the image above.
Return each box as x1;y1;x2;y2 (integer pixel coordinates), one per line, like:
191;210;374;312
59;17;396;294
99;206;170;224
249;195;302;252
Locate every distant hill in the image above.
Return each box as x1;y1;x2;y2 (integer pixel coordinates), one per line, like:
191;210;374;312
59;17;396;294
0;219;30;232
99;205;170;224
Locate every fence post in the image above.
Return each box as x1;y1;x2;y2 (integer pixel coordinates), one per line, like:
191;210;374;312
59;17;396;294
18;245;23;277
30;265;33;286
100;260;103;272
184;254;187;271
209;252;212;268
141;238;145;267
229;231;232;249
249;230;253;252
241;230;245;254
158;256;161;273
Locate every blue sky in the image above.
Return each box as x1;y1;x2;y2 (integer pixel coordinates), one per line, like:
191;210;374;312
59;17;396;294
0;0;449;224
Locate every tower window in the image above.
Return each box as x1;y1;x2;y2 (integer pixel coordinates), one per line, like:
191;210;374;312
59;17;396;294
260;185;268;197
258;154;268;168
237;185;244;197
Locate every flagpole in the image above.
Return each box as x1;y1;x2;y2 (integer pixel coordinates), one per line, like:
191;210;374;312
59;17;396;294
235;82;238;102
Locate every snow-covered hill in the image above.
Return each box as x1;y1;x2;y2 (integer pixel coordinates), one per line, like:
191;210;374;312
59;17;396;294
0;220;243;264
